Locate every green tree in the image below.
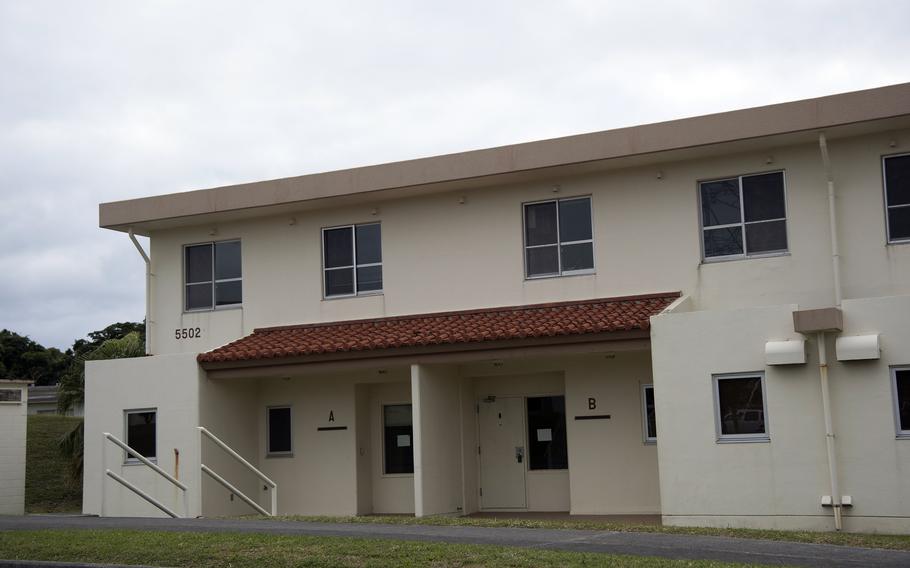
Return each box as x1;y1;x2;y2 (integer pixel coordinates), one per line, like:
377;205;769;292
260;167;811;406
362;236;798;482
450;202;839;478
59;326;146;480
0;329;71;385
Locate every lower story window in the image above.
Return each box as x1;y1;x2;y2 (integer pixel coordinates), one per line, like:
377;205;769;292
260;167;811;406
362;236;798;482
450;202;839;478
713;373;769;442
125;409;156;461
893;367;910;437
526;396;568;470
267;406;292;455
384;404;414;474
642;385;656;443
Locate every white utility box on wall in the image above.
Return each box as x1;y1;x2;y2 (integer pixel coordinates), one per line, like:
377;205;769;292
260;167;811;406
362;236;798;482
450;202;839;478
765;339;806;365
836;334;881;361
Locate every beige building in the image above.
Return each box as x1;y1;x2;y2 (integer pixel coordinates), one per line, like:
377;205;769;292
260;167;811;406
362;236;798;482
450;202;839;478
0;380;31;515
84;83;910;533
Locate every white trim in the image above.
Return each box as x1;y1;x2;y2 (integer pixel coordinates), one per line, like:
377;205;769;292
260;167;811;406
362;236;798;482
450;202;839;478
698;170;789;261
891;366;910;439
266;405;293;457
712;372;770;443
641;384;656;444
321;222;383;299
123;408;157;464
883;153;910;244
522;195;595;279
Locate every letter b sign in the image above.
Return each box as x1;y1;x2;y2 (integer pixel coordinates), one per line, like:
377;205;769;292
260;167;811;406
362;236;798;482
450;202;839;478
588;397;596;410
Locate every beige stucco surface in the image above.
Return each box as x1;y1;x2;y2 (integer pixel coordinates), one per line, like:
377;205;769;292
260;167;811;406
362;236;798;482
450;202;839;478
0;382;29;515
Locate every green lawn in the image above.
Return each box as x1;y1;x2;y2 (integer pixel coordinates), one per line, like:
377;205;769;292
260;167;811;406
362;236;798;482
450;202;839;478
276;515;910;551
25;414;83;513
0;530;775;568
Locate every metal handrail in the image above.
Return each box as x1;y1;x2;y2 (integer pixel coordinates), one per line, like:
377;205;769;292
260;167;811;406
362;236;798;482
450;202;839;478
198;426;277;516
101;432;189;518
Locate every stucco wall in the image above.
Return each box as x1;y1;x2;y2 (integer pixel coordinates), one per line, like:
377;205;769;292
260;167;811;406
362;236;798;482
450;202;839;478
145;129;910;357
651;298;910;533
412;364;462;516
0;382;29;515
83;353;202;518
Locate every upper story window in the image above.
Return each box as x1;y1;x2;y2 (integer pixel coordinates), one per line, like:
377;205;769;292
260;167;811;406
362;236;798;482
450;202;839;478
184;240;242;311
322;222;382;298
523;196;594;278
699;171;788;261
884;154;910;243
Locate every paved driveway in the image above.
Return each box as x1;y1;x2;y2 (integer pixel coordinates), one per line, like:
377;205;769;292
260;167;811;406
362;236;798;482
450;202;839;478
2;515;910;567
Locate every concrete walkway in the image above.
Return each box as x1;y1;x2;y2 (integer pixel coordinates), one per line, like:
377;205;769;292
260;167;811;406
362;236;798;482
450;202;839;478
2;515;910;567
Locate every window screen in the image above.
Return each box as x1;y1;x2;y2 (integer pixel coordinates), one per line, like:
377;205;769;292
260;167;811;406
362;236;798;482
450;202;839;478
185;240;242;311
383;404;413;474
884;154;910;242
323;223;383;297
526;396;568;470
524;197;593;277
894;368;910;435
267;407;292;454
125;409;156;460
700;172;787;259
715;375;768;439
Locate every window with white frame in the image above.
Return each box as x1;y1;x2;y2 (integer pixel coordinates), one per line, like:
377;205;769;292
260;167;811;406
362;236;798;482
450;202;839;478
322;223;382;298
892;367;910;438
125;409;156;461
184;240;242;311
883;154;910;243
641;384;656;443
713;373;769;442
267;406;292;455
0;388;23;403
699;171;788;260
523;196;594;278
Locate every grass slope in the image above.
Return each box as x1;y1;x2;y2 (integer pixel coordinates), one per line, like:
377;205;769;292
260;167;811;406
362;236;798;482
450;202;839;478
25;414;83;513
277;515;910;551
0;530;775;568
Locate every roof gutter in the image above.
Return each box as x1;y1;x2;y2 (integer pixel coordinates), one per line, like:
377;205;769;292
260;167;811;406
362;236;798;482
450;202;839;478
128;228;153;355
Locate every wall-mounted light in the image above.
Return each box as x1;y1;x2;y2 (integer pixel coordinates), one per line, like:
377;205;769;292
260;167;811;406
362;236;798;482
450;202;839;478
552;185;561;193
371;207;379;216
765;156;774;165
656;170;664;180
458;195;467;205
209;227;218;236
289;217;297;226
890;139;898;148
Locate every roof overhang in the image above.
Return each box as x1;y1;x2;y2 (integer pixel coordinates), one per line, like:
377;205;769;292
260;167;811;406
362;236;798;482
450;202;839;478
101;82;910;235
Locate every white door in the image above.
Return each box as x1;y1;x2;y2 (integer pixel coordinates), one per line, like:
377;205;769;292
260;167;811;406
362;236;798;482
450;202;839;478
478;396;527;509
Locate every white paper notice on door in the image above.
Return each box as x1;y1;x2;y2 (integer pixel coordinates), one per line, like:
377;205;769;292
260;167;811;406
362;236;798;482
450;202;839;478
536;428;552;442
397;434;411;447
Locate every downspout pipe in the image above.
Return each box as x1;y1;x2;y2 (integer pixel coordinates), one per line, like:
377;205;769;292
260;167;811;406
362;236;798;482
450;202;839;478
817;132;843;531
128;228;152;356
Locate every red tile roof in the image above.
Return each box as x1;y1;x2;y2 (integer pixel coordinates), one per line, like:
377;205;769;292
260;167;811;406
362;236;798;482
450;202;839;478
197;292;679;366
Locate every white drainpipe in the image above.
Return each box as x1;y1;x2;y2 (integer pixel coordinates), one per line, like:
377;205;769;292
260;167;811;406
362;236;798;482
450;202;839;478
128;228;153;356
817;132;843;531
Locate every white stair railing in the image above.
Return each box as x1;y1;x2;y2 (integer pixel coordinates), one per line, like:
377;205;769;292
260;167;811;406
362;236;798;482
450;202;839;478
198;426;277;516
101;432;189;518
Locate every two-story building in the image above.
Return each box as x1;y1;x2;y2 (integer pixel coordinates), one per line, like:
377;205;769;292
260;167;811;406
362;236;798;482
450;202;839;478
84;82;910;533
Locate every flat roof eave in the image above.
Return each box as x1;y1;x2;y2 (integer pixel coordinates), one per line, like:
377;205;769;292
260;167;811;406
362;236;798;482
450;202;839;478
100;82;910;235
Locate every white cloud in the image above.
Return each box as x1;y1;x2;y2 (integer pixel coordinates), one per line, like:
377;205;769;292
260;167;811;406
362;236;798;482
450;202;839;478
0;0;908;348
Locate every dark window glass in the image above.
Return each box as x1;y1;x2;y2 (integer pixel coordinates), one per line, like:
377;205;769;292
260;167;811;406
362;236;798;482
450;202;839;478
644;386;656;440
526;246;559;277
700;179;741;227
324;227;354;268
356;265;383;293
268;407;292;454
558;197;592;242
126;410;156;459
717;377;766;436
185;283;213;311
703;227;743;257
525;202;558;246
355;224;382;264
742;173;786;222
384;404;414;474
888;206;910;242
215;281;242;306
185;244;212;283
214;241;242;280
896;370;910;432
745;220;788;254
325;268;355;296
527;396;568;470
560;242;594;272
885;155;910;207
0;389;22;402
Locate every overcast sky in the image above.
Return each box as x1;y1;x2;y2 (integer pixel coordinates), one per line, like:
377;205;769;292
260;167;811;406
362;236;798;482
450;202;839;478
1;1;908;350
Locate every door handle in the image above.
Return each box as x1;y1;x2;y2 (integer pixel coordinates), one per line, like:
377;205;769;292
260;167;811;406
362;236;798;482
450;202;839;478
515;446;524;463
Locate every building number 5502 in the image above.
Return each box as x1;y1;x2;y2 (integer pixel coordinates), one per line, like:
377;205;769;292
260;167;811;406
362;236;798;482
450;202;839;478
175;327;202;340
